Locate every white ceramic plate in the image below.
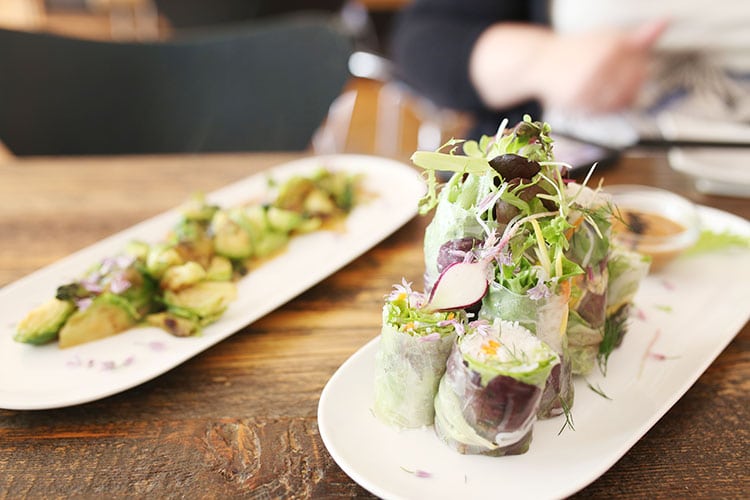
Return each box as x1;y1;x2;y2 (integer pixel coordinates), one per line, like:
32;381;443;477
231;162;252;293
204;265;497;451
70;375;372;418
669;147;750;197
0;155;425;410
318;206;750;500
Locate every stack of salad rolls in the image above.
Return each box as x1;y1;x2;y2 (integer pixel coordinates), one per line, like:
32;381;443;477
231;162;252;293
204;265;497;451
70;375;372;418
373;280;465;428
433;319;559;456
372;116;649;456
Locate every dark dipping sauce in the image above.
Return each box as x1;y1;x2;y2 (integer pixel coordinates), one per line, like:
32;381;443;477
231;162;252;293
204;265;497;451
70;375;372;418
612;209;688;272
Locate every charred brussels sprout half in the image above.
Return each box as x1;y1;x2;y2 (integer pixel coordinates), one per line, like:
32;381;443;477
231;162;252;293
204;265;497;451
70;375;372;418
58;293;138;349
14;298;76;345
163;281;237;325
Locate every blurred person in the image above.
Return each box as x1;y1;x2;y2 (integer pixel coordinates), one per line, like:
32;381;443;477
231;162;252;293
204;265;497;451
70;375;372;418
390;0;664;140
550;0;750;145
391;0;750;147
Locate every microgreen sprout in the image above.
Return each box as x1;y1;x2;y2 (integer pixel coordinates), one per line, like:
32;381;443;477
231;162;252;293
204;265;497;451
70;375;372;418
586;381;612;400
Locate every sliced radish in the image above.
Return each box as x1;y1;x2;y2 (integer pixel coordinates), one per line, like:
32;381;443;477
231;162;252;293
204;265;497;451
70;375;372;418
427;261;489;311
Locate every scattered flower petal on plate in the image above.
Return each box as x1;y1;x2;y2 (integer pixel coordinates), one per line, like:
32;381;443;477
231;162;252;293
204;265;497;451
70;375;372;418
401;466;432;478
660;279;675;291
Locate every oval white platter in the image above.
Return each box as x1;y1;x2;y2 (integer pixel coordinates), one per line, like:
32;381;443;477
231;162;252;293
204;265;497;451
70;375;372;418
0;154;426;410
318;206;750;500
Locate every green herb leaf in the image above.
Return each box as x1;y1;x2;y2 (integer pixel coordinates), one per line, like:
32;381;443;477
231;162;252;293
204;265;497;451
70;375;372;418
685;229;750;256
586;381;613;400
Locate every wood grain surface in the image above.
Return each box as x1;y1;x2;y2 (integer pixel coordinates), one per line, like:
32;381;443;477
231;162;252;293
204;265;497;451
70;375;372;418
0;151;747;499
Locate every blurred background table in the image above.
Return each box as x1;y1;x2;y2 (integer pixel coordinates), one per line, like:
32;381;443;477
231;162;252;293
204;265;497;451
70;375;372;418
0;151;747;498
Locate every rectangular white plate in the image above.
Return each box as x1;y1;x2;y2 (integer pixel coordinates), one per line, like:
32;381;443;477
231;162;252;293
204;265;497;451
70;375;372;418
318;206;750;500
0;154;426;410
669;147;750;197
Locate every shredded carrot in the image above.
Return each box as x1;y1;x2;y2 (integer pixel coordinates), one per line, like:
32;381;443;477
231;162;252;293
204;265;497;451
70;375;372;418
565;216;584;240
558;279;571;300
482;339;501;356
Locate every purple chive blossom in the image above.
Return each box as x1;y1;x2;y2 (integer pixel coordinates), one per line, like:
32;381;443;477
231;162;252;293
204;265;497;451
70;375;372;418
634;308;647;321
410;291;428;309
67;355;135;370
643;330;677;362
75;297;93;311
496;251;513;267
401;467;432;478
447;247;471;263
148;341;167;352
436;318;458;328
639;329;666;376
477;189;504;214
468;319;492;338
66;355;83;368
104;357;132;370
109;273;132;294
98;257;115;275
387;278;414;301
81;278;104;293
99;358;135;371
437;317;467;335
387;278;428;309
451;321;466;337
527;281;551;300
417;332;441;343
115;254;136;270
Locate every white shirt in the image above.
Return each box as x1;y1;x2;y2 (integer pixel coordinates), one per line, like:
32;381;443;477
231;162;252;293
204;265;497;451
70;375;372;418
546;0;750;145
551;0;750;72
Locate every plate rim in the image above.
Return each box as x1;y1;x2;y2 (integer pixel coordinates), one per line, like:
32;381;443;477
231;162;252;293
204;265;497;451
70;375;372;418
317;204;750;500
0;153;426;410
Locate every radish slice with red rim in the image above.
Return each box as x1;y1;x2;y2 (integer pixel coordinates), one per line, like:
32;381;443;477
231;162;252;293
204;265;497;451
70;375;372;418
427;261;489;311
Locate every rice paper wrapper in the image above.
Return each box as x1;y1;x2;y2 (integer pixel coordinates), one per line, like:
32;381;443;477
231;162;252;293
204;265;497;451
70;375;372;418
564;186;613;374
433;343;542;456
479;283;573;418
373;322;456;428
567;311;601;375
423;173;497;288
567;263;609;375
605;244;651;349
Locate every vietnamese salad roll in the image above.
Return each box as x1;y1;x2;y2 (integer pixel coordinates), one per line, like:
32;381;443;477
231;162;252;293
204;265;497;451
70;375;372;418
413;117;585;419
373;280;465;428
564;183;614;375
479;278;573;419
433;319;559;456
418;117;560;292
599;243;650;372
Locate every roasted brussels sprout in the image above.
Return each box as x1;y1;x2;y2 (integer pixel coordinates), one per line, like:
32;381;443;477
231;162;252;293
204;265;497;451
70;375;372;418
124;240;150;263
205;255;233;281
146;312;200;337
178;192;219;222
266;206;303;233
146;244;184;279
160;261;207;291
14;298;76;345
163;281;237;324
58;293;137;349
210;209;255;260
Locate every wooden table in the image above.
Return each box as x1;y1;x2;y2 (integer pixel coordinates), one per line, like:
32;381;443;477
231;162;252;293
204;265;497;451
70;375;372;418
0;151;747;498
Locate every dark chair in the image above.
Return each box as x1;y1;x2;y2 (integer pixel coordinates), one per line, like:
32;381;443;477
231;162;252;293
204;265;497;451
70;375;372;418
0;15;353;155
